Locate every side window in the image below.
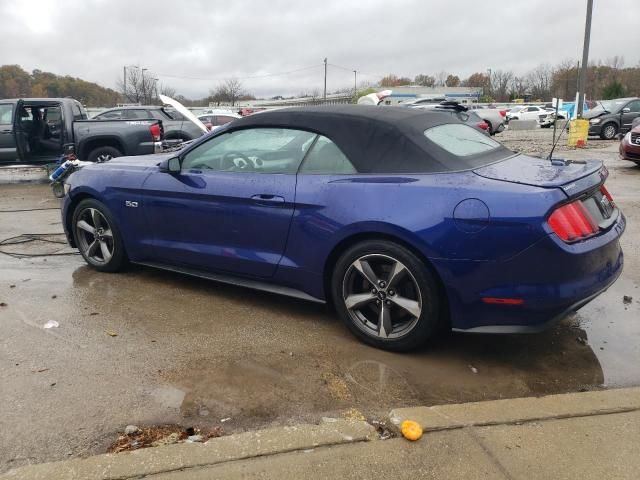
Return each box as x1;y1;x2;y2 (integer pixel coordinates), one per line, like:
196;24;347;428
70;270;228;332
123;110;149;120
626;101;640;113
299;135;356;174
182;128;317;174
96;110;123;120
215;115;237;126
0;104;13;124
72;102;87;120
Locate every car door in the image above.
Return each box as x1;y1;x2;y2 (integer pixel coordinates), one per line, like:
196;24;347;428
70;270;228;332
0;103;17;161
621;100;640;133
141;127;317;278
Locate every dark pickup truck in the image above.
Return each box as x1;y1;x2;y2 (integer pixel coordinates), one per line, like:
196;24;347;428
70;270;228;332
0;97;163;163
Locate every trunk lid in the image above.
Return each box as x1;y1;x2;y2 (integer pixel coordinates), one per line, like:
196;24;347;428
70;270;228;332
473;154;606;196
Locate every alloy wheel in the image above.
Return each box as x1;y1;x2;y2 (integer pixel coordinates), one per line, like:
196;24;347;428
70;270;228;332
342;254;422;339
75;208;114;265
603;125;616;140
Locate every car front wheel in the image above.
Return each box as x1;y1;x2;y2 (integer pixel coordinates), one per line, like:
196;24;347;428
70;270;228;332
600;123;618;140
72;199;127;272
331;240;441;351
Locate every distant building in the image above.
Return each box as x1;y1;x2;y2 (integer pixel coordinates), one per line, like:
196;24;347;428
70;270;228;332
381;86;482;105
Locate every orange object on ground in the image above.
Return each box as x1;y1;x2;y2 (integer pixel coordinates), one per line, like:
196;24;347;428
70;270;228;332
400;420;423;441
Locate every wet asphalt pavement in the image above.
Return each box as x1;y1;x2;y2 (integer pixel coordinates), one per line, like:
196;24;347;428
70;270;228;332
1;139;639;471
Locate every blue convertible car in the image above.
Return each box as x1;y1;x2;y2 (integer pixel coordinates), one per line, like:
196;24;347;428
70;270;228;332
61;106;625;351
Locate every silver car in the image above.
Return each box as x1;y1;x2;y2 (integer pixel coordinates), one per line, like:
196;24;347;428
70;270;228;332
468;105;506;136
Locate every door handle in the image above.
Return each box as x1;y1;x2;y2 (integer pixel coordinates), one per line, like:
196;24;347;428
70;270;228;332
250;194;285;205
1;129;11;134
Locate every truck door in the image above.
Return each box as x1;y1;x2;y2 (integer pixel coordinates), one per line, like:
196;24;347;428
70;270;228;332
0;103;18;161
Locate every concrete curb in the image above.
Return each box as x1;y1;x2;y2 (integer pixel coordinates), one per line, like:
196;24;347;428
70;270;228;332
0;165;51;184
388;387;640;433
1;420;377;480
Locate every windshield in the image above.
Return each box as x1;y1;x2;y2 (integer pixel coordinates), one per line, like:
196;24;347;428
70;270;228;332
424;124;501;157
592;100;627;114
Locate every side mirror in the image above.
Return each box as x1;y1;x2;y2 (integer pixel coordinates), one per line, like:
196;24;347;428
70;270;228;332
158;157;181;173
622;107;631;113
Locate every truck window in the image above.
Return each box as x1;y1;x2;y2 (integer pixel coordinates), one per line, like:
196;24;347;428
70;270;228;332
0;104;13;124
72;102;87;120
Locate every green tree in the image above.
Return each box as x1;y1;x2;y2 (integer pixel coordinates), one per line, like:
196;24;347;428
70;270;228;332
602;81;625;99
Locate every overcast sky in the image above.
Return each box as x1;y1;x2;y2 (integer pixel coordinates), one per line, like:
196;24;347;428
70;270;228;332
1;0;638;99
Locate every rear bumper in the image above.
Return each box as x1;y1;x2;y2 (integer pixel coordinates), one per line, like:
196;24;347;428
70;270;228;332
436;211;626;332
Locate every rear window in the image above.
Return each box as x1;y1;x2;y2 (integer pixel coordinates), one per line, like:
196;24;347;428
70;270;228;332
424;124;500;157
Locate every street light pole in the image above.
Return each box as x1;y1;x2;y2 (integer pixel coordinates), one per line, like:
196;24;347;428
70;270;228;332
323;58;327;102
577;0;593;118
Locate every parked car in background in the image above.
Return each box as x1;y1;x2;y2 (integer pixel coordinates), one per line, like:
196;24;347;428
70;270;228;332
586;98;640;140
0;97;163;163
93;106;205;143
60;106;624;351
414;102;490;135
400;96;447;107
198;111;241;131
507;105;554;125
468;105;506;135
619;123;640;165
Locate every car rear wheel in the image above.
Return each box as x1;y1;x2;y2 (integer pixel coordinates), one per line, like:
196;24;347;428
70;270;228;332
72;199;127;272
600;123;618;140
331;240;441;351
87;146;122;163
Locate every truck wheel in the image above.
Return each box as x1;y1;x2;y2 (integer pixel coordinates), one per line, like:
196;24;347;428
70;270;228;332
72;199;127;272
600;123;618;140
87;146;122;163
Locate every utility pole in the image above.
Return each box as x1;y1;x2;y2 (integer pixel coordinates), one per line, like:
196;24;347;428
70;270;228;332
353;70;357;96
577;0;593;118
123;66;127;101
323;58;327;102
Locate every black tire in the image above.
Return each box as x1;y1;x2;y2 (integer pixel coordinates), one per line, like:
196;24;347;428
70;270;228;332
87;146;122;163
72;199;127;272
600;123;618;140
331;240;441;351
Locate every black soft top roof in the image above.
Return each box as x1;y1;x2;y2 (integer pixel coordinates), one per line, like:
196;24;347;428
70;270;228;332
231;105;507;173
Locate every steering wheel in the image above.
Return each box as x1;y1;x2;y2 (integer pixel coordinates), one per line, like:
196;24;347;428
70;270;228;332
223;151;255;171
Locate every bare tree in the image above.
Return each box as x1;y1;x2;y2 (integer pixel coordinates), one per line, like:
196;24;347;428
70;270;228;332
117;66;157;104
414;74;435;87
159;83;177;98
491;70;514;102
526;63;553;100
435;71;448;87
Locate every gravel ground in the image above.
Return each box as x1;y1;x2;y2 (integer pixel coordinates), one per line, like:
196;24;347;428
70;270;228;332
498;126;614;156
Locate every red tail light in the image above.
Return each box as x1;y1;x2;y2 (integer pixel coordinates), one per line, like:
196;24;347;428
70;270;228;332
548;200;598;242
477;121;489;130
499;110;507;117
600;184;614;204
149;123;161;142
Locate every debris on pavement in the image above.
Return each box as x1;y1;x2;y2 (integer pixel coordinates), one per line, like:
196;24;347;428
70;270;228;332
105;330;118;337
400;420;423;441
43;320;59;329
623;295;633;305
124;425;141;436
576;336;588;345
9;284;15;288
371;420;395;440
469;365;479;374
108;425;225;453
220;417;231;423
0;302;7;307
342;407;366;422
